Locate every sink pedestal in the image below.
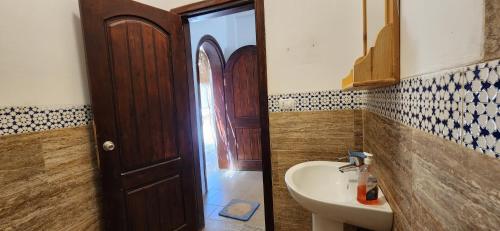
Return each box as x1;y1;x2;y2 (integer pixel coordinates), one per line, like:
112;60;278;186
285;161;393;231
313;214;343;231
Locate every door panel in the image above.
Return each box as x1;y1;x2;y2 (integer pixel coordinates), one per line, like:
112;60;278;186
126;176;186;230
235;128;262;160
232;52;260;118
79;0;197;230
106;19;178;170
224;46;262;171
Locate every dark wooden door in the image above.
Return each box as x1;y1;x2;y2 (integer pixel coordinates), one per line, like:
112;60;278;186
198;36;229;170
79;0;197;230
224;45;262;171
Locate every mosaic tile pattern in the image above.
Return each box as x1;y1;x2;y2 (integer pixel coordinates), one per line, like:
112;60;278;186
365;72;464;144
2;59;498;157
0;105;92;136
365;59;499;158
268;89;365;112
268;59;499;158
463;60;500;157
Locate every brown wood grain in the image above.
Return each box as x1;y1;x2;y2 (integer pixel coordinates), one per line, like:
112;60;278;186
196;35;230;169
343;0;400;90
353;49;372;83
372;25;394;81
253;0;275;228
79;0;197;229
362;0;367;55
224;45;262;171
180;17;206;229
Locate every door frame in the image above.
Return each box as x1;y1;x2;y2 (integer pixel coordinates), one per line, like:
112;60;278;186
172;1;274;230
195;35;227;195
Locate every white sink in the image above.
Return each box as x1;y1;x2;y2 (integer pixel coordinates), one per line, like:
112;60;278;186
285;161;393;231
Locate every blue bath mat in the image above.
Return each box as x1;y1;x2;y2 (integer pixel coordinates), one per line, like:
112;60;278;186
218;199;260;221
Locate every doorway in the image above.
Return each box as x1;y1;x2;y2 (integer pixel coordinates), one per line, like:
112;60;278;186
190;9;265;231
197;35;228;173
78;0;272;230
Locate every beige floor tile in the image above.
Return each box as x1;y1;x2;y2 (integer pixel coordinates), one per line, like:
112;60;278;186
204;204;219;219
203;219;243;231
203;143;265;230
205;188;248;206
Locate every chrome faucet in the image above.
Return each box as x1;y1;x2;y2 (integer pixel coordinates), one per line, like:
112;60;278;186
337;150;366;173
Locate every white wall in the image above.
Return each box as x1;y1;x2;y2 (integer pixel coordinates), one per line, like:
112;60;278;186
367;0;386;48
139;0;488;87
0;0;254;106
189;10;256;62
0;0;199;107
0;0;488;107
0;0;89;106
400;0;484;78
265;0;363;94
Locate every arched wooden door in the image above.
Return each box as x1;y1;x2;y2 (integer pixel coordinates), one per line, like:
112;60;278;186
224;45;262;171
79;0;197;229
196;36;230;170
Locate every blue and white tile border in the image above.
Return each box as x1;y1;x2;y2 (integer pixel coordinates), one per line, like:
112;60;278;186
0;105;92;136
269;59;500;158
1;60;497;157
462;60;499;156
365;70;465;144
268;89;365;112
366;59;499;158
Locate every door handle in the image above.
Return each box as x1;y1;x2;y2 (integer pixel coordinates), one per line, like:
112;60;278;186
103;141;115;151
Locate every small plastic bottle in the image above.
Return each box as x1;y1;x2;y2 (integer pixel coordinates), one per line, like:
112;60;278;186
357;153;379;205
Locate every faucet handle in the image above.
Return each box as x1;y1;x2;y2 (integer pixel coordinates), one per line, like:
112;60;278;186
335;156;349;161
348;150;367;159
348;150;367;166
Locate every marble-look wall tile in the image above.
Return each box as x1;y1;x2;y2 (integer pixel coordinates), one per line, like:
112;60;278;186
362;110;413;229
0;126;102;230
363;111;500;230
269;110;362;231
485;0;500;60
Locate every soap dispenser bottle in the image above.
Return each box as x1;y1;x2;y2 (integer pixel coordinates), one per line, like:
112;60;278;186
357;153;379;205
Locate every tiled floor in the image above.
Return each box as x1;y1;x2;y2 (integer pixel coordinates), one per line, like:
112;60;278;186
202;144;265;231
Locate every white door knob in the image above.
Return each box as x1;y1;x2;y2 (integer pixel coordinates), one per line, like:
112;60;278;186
102;141;115;151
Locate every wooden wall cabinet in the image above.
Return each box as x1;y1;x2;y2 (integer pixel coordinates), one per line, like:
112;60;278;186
342;0;400;90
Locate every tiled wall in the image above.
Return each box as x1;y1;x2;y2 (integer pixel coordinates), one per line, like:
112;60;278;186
1;59;497;230
269;59;500;159
268;59;499;230
268;90;365;112
0;126;102;230
364;110;500;230
485;0;500;60
366;59;499;158
0;105;92;136
269;110;363;231
0;105;100;230
362;59;500;230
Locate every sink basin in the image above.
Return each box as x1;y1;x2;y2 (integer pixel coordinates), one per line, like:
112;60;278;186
285;161;393;231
